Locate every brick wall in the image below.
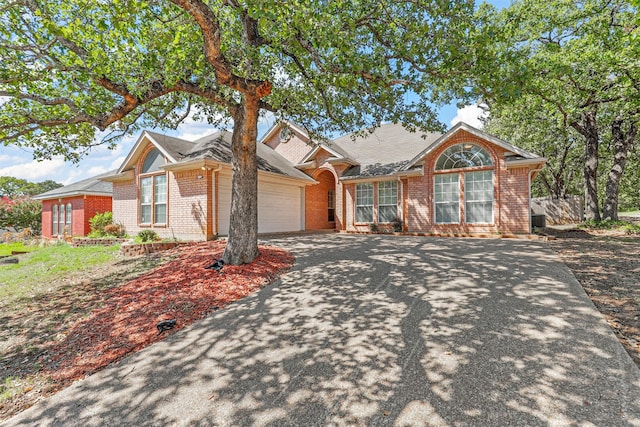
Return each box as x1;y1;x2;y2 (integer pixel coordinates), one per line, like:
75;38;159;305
113;179;139;236
40;196;95;237
83;196;113;235
305;169;336;229
167;169;211;240
263;127;313;164
404;129;533;234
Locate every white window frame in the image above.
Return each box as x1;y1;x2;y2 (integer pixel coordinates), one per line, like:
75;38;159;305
465;171;494;224
355;183;374;223
434;173;460;224
140;174;167;225
66;203;72;234
377;181;398;223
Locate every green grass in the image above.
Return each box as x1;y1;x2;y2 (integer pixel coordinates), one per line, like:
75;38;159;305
619;209;640;216
0;242;37;257
579;219;640;234
0;243;120;302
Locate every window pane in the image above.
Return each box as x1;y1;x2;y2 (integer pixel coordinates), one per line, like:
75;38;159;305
66;203;72;234
141;205;152;223
59;205;65;232
140;177;152;204
355;183;374;222
155;203;167;223
154;175;167;204
435;144;493;170
356;206;373;223
465;171;493;224
52;205;58;235
142;149;165;173
435;174;460;223
378;181;397;222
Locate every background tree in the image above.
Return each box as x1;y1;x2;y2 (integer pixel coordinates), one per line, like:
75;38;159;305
1;0;474;264
468;0;639;221
0;196;42;233
0;176;63;197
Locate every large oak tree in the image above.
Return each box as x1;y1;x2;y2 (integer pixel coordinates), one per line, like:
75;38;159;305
468;0;639;221
1;0;474;263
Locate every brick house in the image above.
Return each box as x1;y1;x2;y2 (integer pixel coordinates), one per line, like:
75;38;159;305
97;121;544;240
33;173;113;238
263;121;546;235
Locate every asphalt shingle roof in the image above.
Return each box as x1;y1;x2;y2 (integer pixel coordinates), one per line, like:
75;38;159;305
33;171;115;200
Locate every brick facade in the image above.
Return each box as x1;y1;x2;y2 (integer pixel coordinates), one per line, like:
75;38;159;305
306;128;540;235
40;195;112;238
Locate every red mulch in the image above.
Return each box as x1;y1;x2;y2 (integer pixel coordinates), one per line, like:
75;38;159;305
41;241;293;385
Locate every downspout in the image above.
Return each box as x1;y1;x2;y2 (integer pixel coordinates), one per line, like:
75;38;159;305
528;167;544;233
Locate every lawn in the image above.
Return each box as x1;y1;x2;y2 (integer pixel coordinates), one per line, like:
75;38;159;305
0;242;36;257
0;243;120;302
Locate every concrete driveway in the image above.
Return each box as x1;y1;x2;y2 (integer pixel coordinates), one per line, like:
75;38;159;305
4;234;639;426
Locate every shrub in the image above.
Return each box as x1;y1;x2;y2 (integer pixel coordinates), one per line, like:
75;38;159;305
391;217;403;232
88;212;126;238
137;230;159;243
369;223;379;233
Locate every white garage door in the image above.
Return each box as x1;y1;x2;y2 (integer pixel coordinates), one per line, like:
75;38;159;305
216;170;303;236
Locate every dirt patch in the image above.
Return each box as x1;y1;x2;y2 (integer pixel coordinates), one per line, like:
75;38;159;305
0;241;293;422
543;227;640;368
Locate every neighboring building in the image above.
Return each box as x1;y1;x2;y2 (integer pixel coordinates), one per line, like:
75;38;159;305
99;121;545;240
33;173;113;238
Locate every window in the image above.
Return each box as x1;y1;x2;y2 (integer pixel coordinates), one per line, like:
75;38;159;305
139;148;167;225
465;171;493;223
328;190;335;222
355;183;374;223
59;204;65;234
154;175;167;223
66;203;72;234
435;174;460;223
378;181;398;223
52;205;58;235
435;143;493;170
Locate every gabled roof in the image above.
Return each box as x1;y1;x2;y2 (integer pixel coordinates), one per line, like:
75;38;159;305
184;131;314;181
259;120;310;144
330;123;441;180
115;130;196;173
33;171;114;200
102;129;314;183
403;122;545;171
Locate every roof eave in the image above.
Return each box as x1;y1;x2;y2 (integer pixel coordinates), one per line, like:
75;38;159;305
33;191;112;200
99;170;135;182
339;167;424;183
506;158;547;168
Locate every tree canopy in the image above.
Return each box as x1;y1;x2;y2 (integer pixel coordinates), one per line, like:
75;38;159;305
467;0;639;220
1;0;476;263
0;176;63;197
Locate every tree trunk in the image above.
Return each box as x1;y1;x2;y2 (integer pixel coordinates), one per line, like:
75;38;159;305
572;111;600;221
602;119;637;221
222;96;261;265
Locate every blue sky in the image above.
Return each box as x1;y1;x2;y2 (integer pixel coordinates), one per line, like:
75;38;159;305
0;0;508;186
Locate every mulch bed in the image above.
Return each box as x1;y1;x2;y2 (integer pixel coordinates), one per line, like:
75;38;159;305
0;241;293;422
44;241;293;384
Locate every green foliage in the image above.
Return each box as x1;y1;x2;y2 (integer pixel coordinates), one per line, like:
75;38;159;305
0;177;62;197
0;242;36;256
467;0;639;220
88;211;125;238
0;0;476;161
0;197;42;233
391;217;403;233
0;244;119;302
369;223;379;233
136;230;159;243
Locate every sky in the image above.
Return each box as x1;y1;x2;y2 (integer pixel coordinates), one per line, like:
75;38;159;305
0;104;486;186
0;0;508;186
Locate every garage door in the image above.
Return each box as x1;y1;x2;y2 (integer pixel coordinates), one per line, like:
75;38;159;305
216;170;303;236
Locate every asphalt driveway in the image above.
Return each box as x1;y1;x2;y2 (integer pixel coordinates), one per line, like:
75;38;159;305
4;234;640;426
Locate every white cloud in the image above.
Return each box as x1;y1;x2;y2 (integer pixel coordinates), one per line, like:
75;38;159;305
450;105;488;129
0;157;67;182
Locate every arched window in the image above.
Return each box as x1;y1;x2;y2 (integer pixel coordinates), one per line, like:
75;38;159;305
435;143;493;170
140;148;167;225
434;143;494;225
142;148;165;173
